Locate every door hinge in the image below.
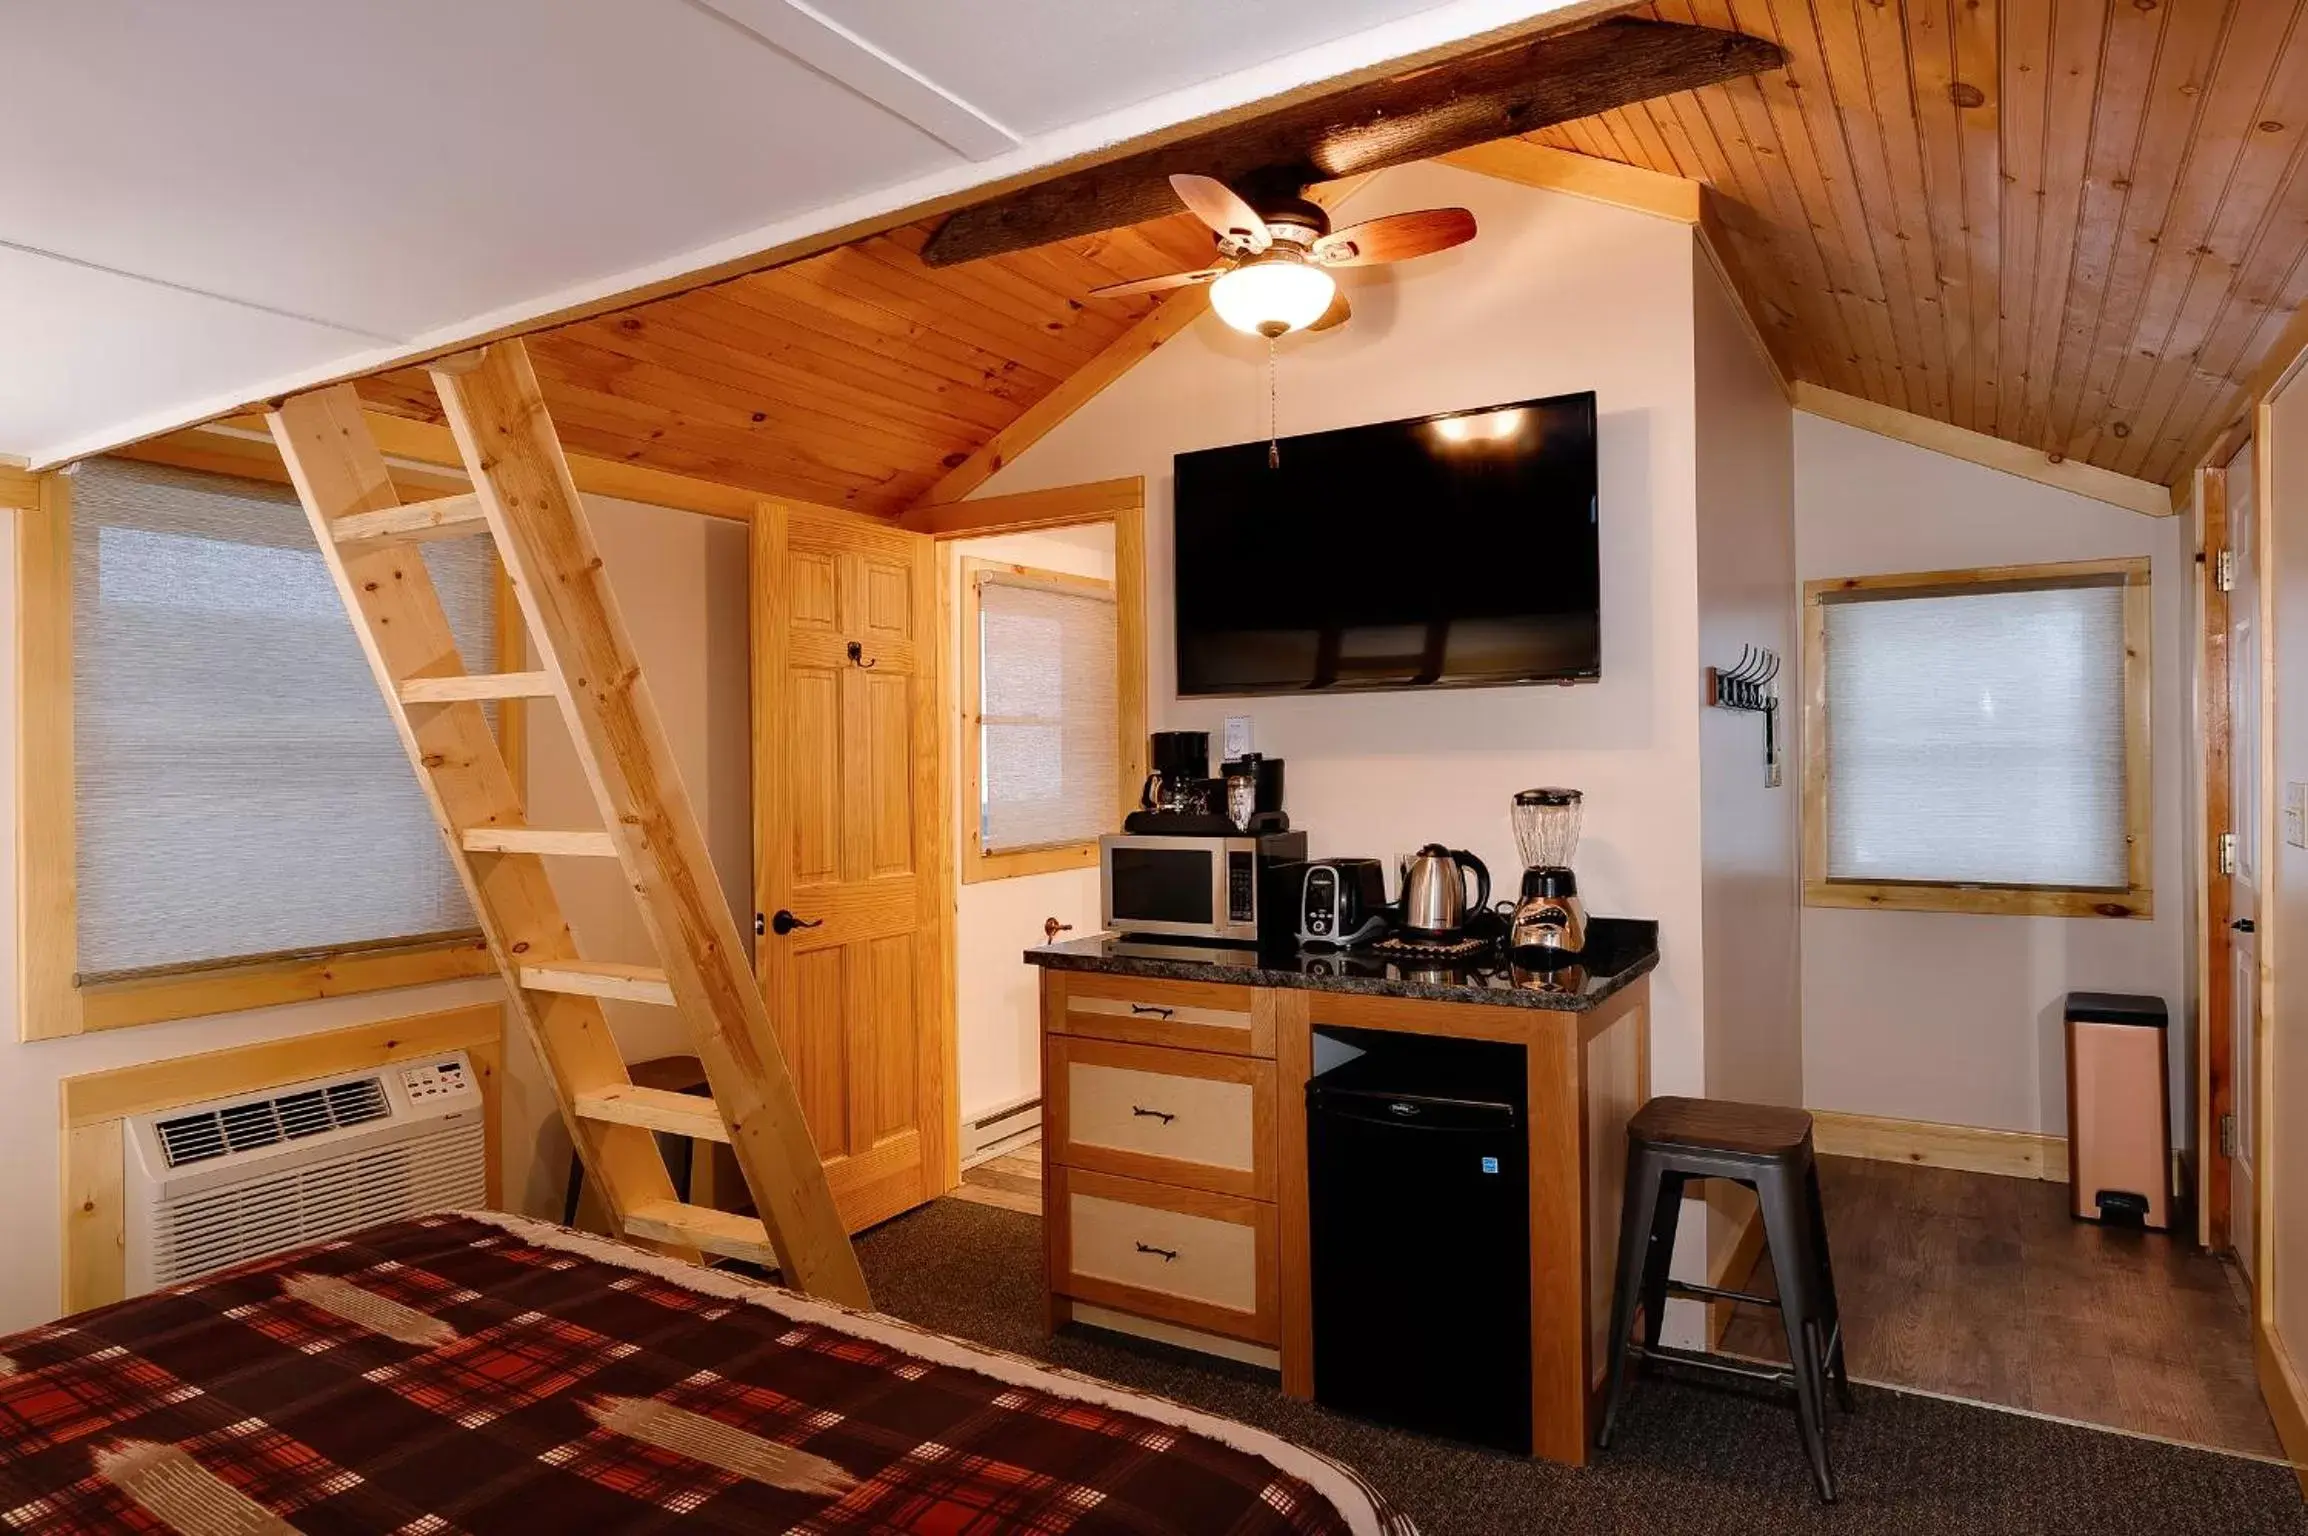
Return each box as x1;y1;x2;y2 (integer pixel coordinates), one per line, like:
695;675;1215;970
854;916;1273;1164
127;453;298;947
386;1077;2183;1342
2221;1112;2239;1159
2217;547;2236;592
2221;831;2238;876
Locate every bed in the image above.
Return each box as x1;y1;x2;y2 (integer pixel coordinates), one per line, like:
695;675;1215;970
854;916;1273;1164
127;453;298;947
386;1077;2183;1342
0;1211;1410;1535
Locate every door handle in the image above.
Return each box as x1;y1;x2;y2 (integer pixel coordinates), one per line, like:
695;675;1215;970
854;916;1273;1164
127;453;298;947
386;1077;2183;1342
1044;918;1074;942
2233;917;2257;933
768;909;823;937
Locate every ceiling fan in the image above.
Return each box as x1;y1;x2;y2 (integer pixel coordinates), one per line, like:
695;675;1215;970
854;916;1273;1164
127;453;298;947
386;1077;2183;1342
1090;174;1476;338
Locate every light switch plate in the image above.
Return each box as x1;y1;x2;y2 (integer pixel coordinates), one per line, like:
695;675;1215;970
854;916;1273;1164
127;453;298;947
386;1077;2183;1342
1223;715;1253;760
2288;783;2307;849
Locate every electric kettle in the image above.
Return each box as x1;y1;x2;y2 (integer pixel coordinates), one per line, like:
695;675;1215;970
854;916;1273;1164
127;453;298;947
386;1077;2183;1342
1398;844;1490;942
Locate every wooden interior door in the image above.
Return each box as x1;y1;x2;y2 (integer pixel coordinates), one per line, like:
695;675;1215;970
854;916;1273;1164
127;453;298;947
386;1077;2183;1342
2230;444;2262;1280
753;499;954;1235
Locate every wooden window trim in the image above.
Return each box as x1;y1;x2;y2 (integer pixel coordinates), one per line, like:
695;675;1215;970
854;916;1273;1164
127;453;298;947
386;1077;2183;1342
960;557;1117;884
1800;556;2154;920
16;466;518;1042
59;1002;502;1314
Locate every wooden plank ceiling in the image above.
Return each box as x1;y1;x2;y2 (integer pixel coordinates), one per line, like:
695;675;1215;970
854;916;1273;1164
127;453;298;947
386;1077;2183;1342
1533;0;2308;487
355;213;1219;518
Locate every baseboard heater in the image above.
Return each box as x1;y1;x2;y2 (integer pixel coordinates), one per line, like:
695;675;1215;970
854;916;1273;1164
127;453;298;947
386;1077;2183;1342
123;1053;487;1295
962;1095;1042;1166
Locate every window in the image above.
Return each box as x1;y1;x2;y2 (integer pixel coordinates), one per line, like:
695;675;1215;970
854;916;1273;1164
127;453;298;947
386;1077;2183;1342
1801;558;2151;918
20;458;506;1038
962;559;1118;881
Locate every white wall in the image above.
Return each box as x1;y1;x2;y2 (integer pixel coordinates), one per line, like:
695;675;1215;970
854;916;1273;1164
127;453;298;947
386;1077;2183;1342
972;160;1717;1095
511;496;753;1216
946;523;1113;1128
1692;252;1801;1114
1794;414;2193;1140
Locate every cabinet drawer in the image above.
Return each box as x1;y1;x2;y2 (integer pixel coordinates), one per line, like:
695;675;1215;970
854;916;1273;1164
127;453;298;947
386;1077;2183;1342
1051;1167;1279;1347
1048;1036;1275;1199
1052;972;1270;1057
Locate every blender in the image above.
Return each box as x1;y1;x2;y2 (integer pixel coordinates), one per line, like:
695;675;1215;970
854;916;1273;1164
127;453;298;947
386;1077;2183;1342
1509;788;1587;958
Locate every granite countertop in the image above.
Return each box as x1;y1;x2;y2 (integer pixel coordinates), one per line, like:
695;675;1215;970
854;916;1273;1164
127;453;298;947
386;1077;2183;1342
1025;916;1658;1013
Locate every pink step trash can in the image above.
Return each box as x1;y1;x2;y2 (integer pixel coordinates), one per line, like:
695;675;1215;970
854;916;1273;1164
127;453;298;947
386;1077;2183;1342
2063;991;2171;1229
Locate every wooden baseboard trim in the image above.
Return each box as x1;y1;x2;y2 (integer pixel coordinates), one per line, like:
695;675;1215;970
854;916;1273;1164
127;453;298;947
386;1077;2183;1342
2258;1324;2308;1495
1810;1109;2068;1183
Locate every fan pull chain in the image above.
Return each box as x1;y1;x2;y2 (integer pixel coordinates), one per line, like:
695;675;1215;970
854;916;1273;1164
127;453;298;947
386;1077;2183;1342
1267;337;1280;469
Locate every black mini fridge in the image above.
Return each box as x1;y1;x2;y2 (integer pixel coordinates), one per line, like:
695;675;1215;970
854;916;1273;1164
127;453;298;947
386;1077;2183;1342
1307;1032;1531;1453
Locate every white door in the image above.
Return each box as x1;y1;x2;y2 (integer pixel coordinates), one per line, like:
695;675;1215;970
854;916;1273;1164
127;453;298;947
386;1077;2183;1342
2229;443;2261;1280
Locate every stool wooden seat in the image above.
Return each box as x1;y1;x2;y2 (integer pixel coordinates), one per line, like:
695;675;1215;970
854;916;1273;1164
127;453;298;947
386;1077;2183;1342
564;1055;711;1227
1597;1095;1852;1502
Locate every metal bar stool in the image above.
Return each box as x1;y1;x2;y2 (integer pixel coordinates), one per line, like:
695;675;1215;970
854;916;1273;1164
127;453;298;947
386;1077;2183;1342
563;1054;712;1226
1595;1096;1853;1502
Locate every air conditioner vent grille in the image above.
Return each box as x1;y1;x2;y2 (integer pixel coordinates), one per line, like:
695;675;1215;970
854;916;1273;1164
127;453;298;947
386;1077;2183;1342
154;1075;393;1169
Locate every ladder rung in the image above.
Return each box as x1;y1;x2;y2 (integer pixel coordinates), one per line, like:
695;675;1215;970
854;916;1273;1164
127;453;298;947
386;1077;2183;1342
573;1084;729;1142
622;1200;777;1267
330;492;488;545
461;826;617;857
521;960;674;1006
401;671;556;705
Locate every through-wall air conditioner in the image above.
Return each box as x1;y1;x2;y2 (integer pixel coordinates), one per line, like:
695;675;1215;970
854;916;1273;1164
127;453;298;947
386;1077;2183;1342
123;1053;486;1296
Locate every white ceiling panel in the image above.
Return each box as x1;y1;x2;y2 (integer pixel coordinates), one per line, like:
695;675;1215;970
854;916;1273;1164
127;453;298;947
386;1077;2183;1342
0;0;1591;466
0;247;368;459
2;0;956;338
812;0;1464;136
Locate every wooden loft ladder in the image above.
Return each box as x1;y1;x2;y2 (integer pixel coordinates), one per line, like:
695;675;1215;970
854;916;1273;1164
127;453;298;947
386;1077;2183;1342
267;342;869;1309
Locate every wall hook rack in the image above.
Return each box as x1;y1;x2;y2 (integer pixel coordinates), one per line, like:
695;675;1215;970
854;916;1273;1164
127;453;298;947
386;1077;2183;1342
1706;645;1783;788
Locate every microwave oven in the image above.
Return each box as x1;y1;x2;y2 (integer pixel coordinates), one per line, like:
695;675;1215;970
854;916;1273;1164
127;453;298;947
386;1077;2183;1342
1100;831;1307;943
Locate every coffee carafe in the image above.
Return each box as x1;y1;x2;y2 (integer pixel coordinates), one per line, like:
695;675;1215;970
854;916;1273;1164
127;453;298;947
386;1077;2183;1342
1510;787;1587;957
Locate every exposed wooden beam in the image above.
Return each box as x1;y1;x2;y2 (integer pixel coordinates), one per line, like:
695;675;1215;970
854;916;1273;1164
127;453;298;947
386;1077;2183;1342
904;289;1209;515
1441;139;1701;223
1794;382;2173;518
0;467;44;512
905;477;1144;539
123;415;758;522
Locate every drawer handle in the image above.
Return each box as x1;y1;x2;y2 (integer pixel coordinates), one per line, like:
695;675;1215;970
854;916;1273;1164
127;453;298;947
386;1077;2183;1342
1135;1242;1180;1263
1130;1004;1175;1019
1131;1105;1176;1125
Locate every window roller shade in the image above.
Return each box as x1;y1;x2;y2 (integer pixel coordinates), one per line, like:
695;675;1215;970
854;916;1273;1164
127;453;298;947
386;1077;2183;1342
977;576;1116;854
1823;581;2129;890
71;458;492;981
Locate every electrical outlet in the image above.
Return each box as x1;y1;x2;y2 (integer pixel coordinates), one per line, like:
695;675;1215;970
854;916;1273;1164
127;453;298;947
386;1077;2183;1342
1223;715;1253;760
2288;783;2307;850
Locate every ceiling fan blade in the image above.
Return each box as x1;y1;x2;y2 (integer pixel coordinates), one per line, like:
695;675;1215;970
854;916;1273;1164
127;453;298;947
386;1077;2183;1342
1168;174;1271;253
1307;289;1352;332
1089;267;1226;298
921;18;1785;266
1313;208;1476;267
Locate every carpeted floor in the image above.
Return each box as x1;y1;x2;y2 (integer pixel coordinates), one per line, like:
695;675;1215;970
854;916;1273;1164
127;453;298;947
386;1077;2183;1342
853;1198;2307;1536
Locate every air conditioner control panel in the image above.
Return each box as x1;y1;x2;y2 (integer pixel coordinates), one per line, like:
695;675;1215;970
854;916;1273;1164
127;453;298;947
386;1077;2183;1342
397;1056;479;1107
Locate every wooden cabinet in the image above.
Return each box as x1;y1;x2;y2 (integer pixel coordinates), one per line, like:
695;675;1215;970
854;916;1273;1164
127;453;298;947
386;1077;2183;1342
1034;957;1654;1467
1041;969;1279;1358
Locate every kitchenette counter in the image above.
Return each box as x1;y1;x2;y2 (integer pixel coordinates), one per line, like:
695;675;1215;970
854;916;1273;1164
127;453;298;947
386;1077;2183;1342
1027;916;1655;1466
1023;916;1658;1012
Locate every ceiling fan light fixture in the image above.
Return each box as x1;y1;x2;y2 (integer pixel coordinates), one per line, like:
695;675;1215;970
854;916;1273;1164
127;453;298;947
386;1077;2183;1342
1210;257;1336;339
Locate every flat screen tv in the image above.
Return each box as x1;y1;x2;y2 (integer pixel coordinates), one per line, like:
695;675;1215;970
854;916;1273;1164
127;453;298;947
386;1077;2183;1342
1172;391;1599;697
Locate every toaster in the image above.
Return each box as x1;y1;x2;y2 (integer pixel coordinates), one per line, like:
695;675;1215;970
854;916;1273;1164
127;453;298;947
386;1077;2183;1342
1298;858;1391;948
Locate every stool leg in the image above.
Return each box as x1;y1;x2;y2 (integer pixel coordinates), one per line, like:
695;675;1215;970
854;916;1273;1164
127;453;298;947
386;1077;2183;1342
1598;1147;1669;1449
563;1151;584;1228
1805;1158;1855;1413
1759;1166;1836;1503
1637;1172;1689;1364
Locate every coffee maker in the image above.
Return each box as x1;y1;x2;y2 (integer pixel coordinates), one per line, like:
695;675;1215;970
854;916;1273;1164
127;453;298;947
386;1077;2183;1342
1141;731;1212;815
1509;787;1587;958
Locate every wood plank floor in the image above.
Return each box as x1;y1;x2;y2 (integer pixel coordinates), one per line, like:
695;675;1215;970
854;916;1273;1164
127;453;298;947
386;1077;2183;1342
951;1140;1042;1217
1719;1155;2281;1459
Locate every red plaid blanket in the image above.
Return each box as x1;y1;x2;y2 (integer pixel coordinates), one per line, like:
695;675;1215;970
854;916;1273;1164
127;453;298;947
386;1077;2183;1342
0;1212;1412;1535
